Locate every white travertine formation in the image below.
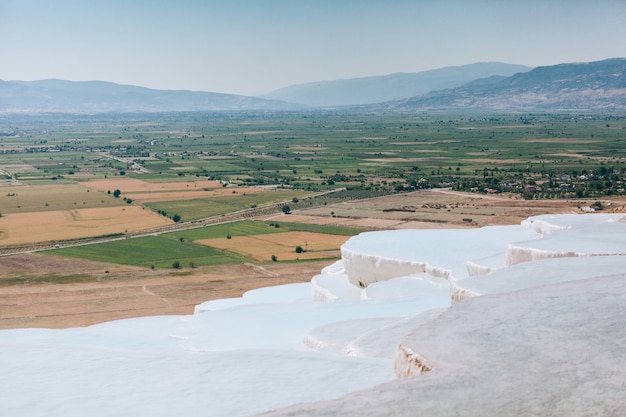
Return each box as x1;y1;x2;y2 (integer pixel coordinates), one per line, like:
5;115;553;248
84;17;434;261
506;213;626;265
340;226;537;286
452;255;626;302
261;274;626;417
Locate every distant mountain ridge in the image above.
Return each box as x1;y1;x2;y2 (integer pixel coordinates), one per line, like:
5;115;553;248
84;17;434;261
381;58;626;111
0;79;297;113
263;62;532;106
1;59;624;113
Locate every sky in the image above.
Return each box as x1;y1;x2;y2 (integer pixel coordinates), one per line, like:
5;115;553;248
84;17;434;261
1;0;625;96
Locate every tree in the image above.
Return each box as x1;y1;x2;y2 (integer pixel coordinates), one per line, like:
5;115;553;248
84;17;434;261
172;213;181;222
271;254;278;262
172;260;181;269
295;245;304;254
281;205;291;214
113;189;121;198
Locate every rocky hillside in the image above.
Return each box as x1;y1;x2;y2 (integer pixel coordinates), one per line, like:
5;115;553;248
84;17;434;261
382;58;626;111
263;62;531;107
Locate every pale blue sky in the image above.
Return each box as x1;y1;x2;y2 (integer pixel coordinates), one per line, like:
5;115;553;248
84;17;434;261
1;0;625;95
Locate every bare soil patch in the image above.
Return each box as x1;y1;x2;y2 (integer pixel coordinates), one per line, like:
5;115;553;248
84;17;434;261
0;254;325;329
271;190;625;228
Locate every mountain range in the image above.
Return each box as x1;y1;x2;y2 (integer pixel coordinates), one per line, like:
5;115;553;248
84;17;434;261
379;58;626;111
0;58;624;113
0;79;296;114
262;62;531;106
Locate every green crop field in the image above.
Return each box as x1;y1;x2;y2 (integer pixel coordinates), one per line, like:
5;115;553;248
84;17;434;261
50;234;249;268
44;219;356;268
46;220;285;267
268;221;362;236
175;220;285;240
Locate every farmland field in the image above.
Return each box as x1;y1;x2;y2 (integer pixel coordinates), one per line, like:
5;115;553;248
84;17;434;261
0;111;624;261
0;183;124;214
143;189;310;221
82;178;224;193
0;110;623;255
1;110;625;328
0;206;172;246
51;233;248;268
45;219;356;266
197;231;349;261
2;112;625;200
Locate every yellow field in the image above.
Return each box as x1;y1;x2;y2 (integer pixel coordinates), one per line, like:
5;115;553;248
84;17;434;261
0;206;172;246
83;178;223;192
82;178;267;202
0;178;298;246
0;183;124;214
197;231;350;261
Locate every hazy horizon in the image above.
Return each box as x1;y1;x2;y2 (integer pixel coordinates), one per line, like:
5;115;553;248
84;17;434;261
1;0;625;96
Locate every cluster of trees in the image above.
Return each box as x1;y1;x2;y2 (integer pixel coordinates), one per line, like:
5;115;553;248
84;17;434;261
450;165;625;199
155;209;181;222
